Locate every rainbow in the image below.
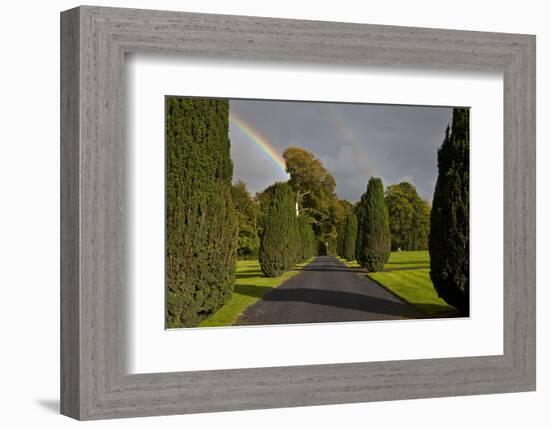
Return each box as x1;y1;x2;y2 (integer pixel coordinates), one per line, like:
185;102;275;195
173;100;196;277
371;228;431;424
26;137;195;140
229;111;288;175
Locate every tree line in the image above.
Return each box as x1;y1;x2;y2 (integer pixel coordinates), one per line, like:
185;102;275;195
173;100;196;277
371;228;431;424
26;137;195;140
336;180;431;266
166;97;470;328
334;109;469;314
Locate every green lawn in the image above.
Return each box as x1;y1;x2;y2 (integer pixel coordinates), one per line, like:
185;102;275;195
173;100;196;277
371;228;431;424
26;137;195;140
384;250;430;270
341;251;457;316
369;268;457;316
199;259;311;327
341;251;429;270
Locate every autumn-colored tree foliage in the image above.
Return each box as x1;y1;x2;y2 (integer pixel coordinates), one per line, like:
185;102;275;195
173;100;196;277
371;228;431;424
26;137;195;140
166;97;238;328
356;177;391;272
429;108;470;315
385;182;431;251
283;147;344;251
259;182;299;277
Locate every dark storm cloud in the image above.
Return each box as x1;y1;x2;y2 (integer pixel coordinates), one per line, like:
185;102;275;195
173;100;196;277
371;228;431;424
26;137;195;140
229;99;453;202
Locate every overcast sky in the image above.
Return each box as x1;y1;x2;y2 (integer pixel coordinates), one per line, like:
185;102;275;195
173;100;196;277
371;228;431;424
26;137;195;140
229;99;453;203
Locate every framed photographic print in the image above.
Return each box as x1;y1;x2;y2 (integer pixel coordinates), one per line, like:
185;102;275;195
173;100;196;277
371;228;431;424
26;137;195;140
60;5;536;420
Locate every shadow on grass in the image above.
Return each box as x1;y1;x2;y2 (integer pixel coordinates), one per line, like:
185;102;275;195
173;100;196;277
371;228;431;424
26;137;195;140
235;271;264;279
414;304;463;317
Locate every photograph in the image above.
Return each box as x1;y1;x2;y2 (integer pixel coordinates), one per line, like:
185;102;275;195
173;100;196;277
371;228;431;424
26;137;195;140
165;96;470;329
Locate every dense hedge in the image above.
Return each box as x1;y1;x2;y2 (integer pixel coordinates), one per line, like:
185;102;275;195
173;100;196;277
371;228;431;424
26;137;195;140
429;108;470;315
259;182;299;277
165;97;238;328
356;177;391;272
341;213;358;261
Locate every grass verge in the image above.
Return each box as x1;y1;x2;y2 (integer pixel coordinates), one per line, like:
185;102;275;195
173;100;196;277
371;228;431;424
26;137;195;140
340;251;430;270
368;269;457;316
384;250;430;270
339;251;458;316
199;259;312;327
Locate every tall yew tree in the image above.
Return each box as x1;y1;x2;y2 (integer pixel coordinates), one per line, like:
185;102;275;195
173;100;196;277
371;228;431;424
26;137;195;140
429;108;470;315
336;224;345;257
232;180;260;260
259;182;299;277
297;214;316;262
166;97;238;328
356;177;391;271
342;213;358;261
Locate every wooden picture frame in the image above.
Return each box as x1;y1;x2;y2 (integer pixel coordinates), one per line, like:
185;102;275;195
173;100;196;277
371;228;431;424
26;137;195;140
60;5;536;420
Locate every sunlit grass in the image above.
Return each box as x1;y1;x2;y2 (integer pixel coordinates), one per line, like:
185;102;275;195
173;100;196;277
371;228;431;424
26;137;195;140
368;268;457;316
339;251;458;316
340;250;429;270
384;250;430;270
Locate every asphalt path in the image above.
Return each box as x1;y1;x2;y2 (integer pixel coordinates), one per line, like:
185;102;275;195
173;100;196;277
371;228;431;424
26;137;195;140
236;256;422;325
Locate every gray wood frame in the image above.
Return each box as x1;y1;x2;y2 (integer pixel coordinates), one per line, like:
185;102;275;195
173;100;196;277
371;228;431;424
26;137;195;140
60;5;536;420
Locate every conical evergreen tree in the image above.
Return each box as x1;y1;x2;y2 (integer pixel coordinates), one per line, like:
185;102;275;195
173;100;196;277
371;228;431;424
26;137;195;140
342;213;358;261
305;223;316;259
259;182;299;277
356;177;391;271
336;223;346;257
166;97;238;328
297;214;315;262
429;108;470;315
